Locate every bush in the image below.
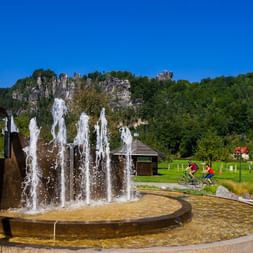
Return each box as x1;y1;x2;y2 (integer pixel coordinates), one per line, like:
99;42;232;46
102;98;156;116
203;185;219;194
221;180;253;195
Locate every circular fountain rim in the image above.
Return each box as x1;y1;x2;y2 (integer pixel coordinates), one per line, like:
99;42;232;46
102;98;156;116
1;192;253;252
0;193;192;240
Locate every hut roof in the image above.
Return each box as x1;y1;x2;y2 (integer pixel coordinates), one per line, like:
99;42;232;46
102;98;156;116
112;139;158;156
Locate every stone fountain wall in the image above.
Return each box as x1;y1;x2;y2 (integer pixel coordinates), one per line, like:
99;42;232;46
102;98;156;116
0;133;26;209
0;133;125;210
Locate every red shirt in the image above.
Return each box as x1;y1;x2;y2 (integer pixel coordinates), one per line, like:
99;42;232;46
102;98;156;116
191;163;198;171
207;166;214;174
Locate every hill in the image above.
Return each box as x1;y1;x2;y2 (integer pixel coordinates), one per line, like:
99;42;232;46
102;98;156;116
1;69;253;158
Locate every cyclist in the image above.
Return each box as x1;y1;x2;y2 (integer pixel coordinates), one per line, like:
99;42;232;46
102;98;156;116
203;164;215;184
178;161;202;187
186;161;199;179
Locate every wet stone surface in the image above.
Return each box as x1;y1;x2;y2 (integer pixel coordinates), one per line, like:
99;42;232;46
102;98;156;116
0;193;181;221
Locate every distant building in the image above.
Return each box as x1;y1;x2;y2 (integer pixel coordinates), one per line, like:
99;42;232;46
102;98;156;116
234;146;249;160
156;70;173;81
112;139;158;176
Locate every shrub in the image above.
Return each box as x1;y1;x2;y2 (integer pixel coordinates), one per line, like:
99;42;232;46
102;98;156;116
203;185;219;194
221;180;253;195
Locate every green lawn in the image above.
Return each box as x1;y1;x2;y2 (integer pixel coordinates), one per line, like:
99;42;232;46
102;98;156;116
134;160;253;184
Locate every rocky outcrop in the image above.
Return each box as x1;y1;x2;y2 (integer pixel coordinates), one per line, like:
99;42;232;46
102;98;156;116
156;70;173;81
11;73;134;114
98;77;132;109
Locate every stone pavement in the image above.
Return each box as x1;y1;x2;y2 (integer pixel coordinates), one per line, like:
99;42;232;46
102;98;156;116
1;234;253;253
134;182;194;190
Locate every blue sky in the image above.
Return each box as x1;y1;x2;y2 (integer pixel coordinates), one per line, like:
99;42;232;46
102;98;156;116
0;0;253;87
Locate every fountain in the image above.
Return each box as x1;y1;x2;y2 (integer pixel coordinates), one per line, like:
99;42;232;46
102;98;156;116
19;100;140;210
51;98;68;208
21;101;125;209
74;112;91;205
22;118;41;212
120;126;133;201
94;108;112;202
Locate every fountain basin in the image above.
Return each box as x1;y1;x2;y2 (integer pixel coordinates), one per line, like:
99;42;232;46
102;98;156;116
1;190;253;251
0;193;191;240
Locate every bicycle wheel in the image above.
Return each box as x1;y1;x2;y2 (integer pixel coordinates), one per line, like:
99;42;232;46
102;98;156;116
177;176;187;185
202;178;209;185
193;177;203;188
210;178;218;185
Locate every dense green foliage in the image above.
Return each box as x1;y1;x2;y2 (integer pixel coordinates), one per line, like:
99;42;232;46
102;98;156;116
134;73;253;159
1;69;253;159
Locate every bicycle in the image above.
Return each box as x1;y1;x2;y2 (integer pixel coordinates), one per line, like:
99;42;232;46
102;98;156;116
177;171;203;188
200;175;218;185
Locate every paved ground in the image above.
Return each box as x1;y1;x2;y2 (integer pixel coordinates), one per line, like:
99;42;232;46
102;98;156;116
134;182;253;205
2;234;253;253
134;182;193;190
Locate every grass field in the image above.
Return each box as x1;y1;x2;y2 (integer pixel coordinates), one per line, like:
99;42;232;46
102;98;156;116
134;160;253;184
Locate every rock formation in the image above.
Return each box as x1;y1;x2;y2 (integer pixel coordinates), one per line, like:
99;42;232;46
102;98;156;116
10;72;134;114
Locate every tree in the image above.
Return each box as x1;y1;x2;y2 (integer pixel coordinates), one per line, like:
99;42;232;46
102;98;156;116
68;89;120;147
15;114;30;137
32;69;56;80
195;131;224;166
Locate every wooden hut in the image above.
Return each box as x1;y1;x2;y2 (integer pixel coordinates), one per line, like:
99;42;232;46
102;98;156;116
112;139;158;176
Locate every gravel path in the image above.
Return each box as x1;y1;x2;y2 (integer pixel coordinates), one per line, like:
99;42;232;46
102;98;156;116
134;182;193;190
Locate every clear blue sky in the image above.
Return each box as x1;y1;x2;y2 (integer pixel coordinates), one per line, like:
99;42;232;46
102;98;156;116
0;0;253;87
